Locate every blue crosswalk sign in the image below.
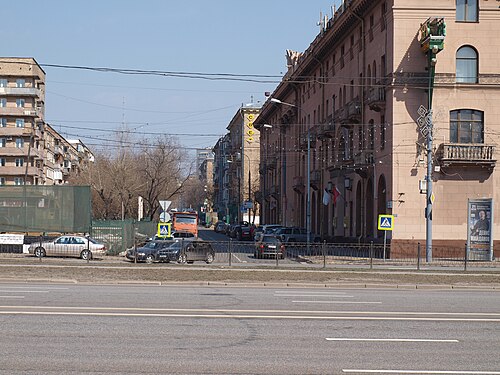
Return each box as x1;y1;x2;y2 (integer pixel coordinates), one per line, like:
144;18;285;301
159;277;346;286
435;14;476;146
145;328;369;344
157;222;171;238
378;215;394;231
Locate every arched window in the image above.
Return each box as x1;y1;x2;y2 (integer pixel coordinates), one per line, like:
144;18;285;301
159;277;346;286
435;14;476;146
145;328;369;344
450;109;483;143
367;65;372;86
373;60;377;84
456;0;477;22
456;46;478;83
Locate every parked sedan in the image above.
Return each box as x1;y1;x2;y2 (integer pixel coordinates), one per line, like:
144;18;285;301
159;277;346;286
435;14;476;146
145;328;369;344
214;221;227;233
254;235;286;259
28;235;106;260
125;240;173;263
157;240;215;264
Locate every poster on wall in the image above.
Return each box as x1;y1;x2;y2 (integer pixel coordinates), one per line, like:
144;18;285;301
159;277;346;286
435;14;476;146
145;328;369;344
467;198;493;261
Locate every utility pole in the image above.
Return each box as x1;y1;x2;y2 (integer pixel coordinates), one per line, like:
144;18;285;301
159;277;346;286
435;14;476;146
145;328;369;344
419;18;446;262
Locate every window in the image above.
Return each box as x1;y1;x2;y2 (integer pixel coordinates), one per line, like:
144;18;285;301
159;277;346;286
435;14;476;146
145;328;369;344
0;158;5;166
14;177;24;186
369;15;374;41
0;177;5;185
0;138;5;147
15;138;24;148
16;99;25;108
0;98;6;107
381;2;387;31
15;158;24;167
0;118;6;127
340;45;345;68
15;118;25;128
456;0;478;22
332;54;336;76
456;46;478;83
16;79;25;88
0;79;7;87
450;109;483;143
350;35;355;60
368;120;375;150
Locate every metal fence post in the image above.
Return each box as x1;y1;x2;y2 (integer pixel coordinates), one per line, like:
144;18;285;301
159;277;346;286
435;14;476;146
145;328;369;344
228;239;232;267
38;235;43;262
417;242;421;271
370;241;373;269
87;233;90;264
275;247;279;267
323;240;326;269
464;243;468;272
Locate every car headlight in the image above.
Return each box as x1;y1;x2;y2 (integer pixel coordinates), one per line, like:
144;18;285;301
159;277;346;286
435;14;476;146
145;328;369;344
137;252;145;256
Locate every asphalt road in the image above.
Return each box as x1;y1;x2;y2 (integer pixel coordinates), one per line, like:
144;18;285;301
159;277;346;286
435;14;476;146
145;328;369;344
1;282;499;374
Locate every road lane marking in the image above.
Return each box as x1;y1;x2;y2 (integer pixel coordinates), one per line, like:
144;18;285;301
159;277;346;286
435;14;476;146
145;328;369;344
327;338;459;342
342;371;500;374
293;301;381;304
275;291;348;294
275;294;354;297
0;287;69;290
0;290;49;293
1;306;500;317
0;296;25;299
0;310;499;321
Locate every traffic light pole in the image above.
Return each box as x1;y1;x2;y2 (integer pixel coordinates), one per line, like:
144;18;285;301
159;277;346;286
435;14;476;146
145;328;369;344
426;52;436;262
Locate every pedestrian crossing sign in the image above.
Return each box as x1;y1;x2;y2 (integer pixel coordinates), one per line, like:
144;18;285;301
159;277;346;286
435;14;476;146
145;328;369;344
157;222;171;238
377;215;394;231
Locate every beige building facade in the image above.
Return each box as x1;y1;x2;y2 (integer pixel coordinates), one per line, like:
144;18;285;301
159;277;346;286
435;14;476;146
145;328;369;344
0;58;92;185
255;0;500;257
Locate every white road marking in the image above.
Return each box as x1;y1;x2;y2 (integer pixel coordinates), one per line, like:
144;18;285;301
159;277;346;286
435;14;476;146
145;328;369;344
0;290;49;293
0;296;25;299
293;301;381;304
231;254;244;262
275;294;354;297
0;286;69;290
342;370;500;374
275;290;348;294
327;338;459;342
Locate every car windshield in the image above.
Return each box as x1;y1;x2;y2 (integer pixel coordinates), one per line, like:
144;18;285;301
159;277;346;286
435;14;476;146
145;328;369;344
262;237;280;243
175;216;197;224
144;241;161;249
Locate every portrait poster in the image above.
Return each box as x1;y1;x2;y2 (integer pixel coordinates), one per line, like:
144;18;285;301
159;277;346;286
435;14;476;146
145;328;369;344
467;198;493;261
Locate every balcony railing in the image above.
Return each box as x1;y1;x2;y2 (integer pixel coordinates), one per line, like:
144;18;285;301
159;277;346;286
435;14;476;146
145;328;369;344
347;98;361;123
437;143;495;168
353;150;374;166
310;170;321;190
366;87;386;112
293;176;305;194
0;87;41;97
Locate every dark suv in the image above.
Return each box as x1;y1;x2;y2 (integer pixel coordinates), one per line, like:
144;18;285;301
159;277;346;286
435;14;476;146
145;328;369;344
157;240;215;264
274;227;321;243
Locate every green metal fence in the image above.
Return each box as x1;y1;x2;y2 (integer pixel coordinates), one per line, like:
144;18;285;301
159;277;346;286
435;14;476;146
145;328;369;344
0;185;91;233
91;220;157;255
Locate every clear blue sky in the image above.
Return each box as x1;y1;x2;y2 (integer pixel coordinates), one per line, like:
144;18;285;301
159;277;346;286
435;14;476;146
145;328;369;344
3;0;340;154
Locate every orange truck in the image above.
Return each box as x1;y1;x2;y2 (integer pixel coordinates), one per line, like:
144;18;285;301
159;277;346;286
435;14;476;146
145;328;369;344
171;211;198;237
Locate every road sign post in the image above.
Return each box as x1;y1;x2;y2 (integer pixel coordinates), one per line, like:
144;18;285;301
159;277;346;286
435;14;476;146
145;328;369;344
378;214;394;260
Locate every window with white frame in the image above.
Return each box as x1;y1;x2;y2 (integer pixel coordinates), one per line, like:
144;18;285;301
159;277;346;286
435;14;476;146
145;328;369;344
16;99;25;108
456;0;478;22
14;177;24;185
15;118;25;128
15;138;24;148
15;158;24;167
0;118;6;127
0;158;5;166
0;177;5;185
0;78;7;87
0;138;6;147
456;46;478;83
0;98;6;107
16;79;25;88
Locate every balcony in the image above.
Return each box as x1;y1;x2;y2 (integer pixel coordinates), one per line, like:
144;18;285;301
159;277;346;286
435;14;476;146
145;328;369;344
353;150;374;166
317;116;336;139
437;143;495;169
347;98;362;123
366;87;386;112
0;107;39;117
310;170;321;190
292;176;304;194
0;87;41;97
298;132;316;151
334;106;348;123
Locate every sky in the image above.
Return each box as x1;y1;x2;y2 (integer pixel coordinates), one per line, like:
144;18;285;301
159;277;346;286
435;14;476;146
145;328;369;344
3;0;341;156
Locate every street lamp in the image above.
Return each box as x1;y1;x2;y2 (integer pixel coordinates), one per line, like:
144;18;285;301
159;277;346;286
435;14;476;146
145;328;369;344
270;98;311;246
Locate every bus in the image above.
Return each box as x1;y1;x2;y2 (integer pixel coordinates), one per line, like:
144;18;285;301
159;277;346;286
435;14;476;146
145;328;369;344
171;211;198;237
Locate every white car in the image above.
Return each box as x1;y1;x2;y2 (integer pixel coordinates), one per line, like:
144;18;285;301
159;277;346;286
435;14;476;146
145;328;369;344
254;225;283;242
28;235;106;260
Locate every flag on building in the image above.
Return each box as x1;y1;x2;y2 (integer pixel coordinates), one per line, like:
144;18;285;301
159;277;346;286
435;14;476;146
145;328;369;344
333;185;341;205
322;188;331;205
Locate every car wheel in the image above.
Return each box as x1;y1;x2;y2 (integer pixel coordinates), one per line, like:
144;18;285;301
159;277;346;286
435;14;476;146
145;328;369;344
177;252;187;264
145;254;155;264
34;247;46;258
206;252;214;264
81;250;92;260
